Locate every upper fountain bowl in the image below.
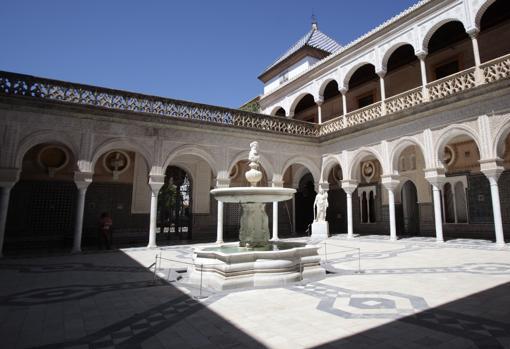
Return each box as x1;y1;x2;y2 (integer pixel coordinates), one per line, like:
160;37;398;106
210;187;296;203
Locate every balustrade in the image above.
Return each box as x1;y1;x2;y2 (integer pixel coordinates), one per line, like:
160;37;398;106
1;53;509;138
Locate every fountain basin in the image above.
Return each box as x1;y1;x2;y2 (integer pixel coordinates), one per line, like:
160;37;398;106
189;241;325;291
210;187;296;203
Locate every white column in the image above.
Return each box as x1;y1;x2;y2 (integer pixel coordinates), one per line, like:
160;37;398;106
148;175;165;249
216;201;224;244
340;88;348;128
388;190;397;241
426;170;445;243
0;185;14;258
72;181;91;253
272;202;279;240
377;71;387;115
469;30;481;67
483;169;505;246
382;176;399;241
342;180;358;239
316;98;324;124
417;52;429;101
431;185;444;243
468;29;484;85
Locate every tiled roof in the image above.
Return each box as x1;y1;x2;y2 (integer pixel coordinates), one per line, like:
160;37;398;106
261;24;342;76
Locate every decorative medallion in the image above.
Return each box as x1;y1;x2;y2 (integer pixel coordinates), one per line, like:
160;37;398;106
442;145;455;167
361;160;376;183
37;145;69;177
103;150;130;180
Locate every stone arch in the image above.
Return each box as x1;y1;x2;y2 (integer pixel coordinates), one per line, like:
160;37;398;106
389;136;428;174
91;137;152;171
348;147;385;180
342;61;376;88
289;92;316;116
421;18;468;52
163;144;218;178
474;0;498;29
493;118;510;158
228;149;275;180
320;155;343;183
281;156;320;185
434;125;484;167
15;130;79;169
270;105;286;116
380;42;418;72
318;78;340;99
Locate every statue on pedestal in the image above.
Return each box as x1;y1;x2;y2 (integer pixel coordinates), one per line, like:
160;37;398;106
313;188;328;222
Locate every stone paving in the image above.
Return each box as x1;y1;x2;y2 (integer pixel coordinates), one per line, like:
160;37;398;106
0;235;509;348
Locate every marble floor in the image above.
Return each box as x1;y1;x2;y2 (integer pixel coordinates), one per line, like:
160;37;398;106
0;235;509;348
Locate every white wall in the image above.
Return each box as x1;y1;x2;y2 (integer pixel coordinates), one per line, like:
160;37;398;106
264;56;319;95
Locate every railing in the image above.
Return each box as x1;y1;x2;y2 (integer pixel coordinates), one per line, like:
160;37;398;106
385;86;423;114
345;101;382;127
426;67;476;101
481;54;510;83
0;71;319;138
1;53;509;138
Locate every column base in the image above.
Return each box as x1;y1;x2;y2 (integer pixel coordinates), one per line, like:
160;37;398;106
71;247;81;254
147;243;158;249
215;240;224;245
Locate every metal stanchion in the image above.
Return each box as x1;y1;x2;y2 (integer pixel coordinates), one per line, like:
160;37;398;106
152;254;158;284
355;248;364;274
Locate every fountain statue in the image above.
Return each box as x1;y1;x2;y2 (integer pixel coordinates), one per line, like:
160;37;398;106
189;142;325;290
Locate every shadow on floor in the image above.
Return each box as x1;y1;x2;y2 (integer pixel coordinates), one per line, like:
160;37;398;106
313;282;510;349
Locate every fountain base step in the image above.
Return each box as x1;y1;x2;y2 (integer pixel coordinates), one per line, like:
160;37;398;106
189;242;325;291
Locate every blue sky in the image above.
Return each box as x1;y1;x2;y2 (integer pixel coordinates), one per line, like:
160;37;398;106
1;1;418;108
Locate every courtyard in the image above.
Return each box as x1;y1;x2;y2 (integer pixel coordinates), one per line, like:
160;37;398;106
0;235;508;349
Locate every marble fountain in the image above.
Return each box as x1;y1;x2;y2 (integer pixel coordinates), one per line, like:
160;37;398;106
189;142;325;291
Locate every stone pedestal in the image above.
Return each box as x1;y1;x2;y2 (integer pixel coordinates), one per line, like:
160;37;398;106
311;221;329;241
239;203;269;247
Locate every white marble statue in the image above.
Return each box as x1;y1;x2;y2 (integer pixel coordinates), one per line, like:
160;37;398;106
314;188;328;222
248;141;260;164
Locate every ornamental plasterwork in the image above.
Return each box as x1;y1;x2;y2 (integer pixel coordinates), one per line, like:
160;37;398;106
37;145;69;177
103;150;130;180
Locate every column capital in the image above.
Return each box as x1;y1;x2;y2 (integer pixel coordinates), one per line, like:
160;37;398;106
315;97;324;106
148;174;165;192
271;174;284;188
318;181;329;191
341;179;358;194
74;171;93;190
339;86;348;95
376;69;387;78
381;175;400;192
424;168;446;187
466;27;480;38
415;50;428;60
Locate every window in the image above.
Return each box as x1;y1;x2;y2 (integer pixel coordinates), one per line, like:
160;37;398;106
357;93;374;108
434;58;460;79
442;177;468;224
359;186;376;223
